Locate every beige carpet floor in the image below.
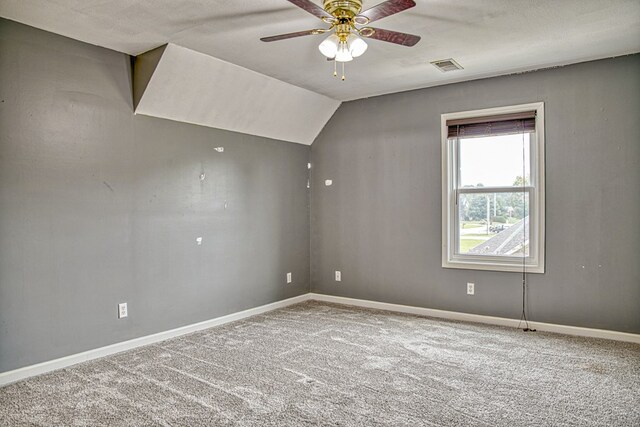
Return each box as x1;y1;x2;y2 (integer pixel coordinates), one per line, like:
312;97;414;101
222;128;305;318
1;301;639;426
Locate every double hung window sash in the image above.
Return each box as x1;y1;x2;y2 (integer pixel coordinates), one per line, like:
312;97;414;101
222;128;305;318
442;105;544;272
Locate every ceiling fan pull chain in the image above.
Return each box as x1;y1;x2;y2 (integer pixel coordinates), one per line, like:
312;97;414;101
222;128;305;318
342;62;346;81
333;59;337;77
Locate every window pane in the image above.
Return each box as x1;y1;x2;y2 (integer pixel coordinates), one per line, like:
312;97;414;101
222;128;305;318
459;133;531;188
458;192;530;257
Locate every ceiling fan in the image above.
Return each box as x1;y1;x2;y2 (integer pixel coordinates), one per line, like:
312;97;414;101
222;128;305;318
261;0;420;80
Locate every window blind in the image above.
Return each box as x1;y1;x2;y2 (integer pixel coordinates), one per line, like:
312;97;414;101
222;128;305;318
447;111;536;138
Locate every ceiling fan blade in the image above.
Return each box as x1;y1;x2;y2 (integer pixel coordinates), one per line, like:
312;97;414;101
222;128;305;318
360;27;421;46
260;29;325;42
286;0;334;20
356;0;416;24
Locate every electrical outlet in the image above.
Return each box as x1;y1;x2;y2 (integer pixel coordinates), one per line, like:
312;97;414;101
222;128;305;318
286;272;292;284
467;282;475;295
118;303;128;319
335;271;341;282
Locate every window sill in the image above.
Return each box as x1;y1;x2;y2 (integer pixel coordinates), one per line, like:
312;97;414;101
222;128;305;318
442;258;545;274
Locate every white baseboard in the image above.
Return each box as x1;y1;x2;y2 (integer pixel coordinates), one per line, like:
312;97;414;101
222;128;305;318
309;293;640;344
3;292;638;387
0;293;312;387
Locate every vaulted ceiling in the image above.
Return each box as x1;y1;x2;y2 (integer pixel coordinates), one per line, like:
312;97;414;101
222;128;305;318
2;0;639;102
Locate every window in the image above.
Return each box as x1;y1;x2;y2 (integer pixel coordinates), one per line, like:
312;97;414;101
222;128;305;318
441;103;545;273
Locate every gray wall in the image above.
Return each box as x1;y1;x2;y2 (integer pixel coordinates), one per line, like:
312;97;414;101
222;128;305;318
0;20;310;373
1;18;638;375
311;55;640;334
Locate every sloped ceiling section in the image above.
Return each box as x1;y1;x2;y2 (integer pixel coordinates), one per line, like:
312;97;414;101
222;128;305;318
133;44;341;145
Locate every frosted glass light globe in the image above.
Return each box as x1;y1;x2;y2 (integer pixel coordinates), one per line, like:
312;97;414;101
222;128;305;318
335;41;353;62
348;34;368;57
318;34;339;58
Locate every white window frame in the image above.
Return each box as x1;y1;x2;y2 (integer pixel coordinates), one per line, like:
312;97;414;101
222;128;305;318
441;102;545;273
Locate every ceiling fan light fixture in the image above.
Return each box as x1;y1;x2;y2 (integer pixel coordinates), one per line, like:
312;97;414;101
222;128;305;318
262;0;420;80
319;34;340;58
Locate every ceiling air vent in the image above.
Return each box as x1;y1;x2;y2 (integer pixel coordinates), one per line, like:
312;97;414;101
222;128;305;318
431;58;463;72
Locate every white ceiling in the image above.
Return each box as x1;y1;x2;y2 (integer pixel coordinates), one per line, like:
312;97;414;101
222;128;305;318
1;0;639;101
135;44;340;145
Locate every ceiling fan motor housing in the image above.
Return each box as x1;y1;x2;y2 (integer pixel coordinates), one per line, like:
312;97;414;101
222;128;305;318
323;0;363;18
